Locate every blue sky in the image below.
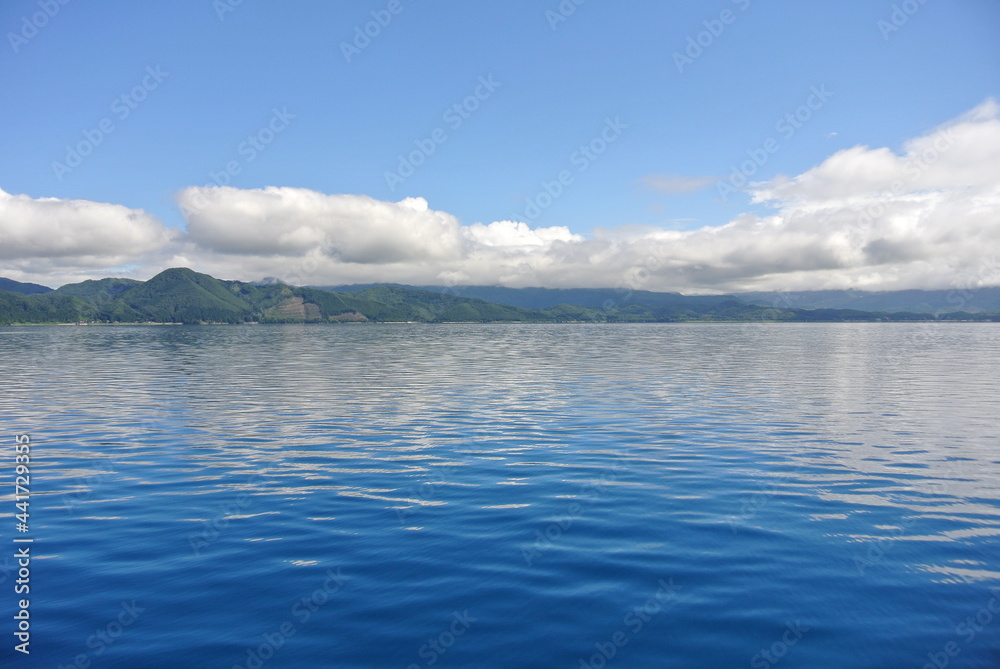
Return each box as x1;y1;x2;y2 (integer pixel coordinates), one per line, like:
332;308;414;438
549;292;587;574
1;0;999;290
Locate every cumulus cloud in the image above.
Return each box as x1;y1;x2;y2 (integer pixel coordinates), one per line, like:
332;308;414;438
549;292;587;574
0;188;174;285
0;188;170;261
464;220;582;247
727;98;1000;291
178;187;466;263
168;99;998;293
751;99;1000;206
3;100;998;293
172;186;588;287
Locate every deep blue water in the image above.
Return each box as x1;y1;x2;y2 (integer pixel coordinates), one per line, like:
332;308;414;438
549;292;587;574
1;323;999;668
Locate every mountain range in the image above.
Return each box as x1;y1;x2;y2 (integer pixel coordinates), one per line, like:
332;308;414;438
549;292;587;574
322;284;1000;315
1;268;998;325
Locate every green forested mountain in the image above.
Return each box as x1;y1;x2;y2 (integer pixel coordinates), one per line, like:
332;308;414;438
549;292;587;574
320;284;738;311
0;268;558;325
0;267;996;325
0;277;53;295
53;277;142;297
0;290;90;323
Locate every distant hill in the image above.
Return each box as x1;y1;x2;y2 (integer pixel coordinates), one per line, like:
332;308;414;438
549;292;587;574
0;290;91;324
433;286;741;311
316;284;738;310
2;268;997;325
739;288;1000;315
0;277;52;295
2;269;579;325
323;283;1000;317
54;277;142;298
121;268;255;322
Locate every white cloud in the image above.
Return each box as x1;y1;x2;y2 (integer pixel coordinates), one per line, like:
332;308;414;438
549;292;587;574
752;99;1000;206
177;186;466;263
725;98;1000;291
464;220;582;247
0;188;173;285
3;100;999;294
172;186;587;287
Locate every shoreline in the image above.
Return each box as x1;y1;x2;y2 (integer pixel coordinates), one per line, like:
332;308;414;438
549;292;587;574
1;319;995;327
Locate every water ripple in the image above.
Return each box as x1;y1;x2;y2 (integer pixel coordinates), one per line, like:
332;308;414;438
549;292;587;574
1;323;998;668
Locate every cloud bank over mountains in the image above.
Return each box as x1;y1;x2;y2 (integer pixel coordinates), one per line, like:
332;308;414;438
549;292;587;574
3;101;998;292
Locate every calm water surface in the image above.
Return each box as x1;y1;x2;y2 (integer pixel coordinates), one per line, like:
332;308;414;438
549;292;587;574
1;324;998;668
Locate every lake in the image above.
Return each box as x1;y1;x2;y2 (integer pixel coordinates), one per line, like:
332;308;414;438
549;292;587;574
1;323;998;668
